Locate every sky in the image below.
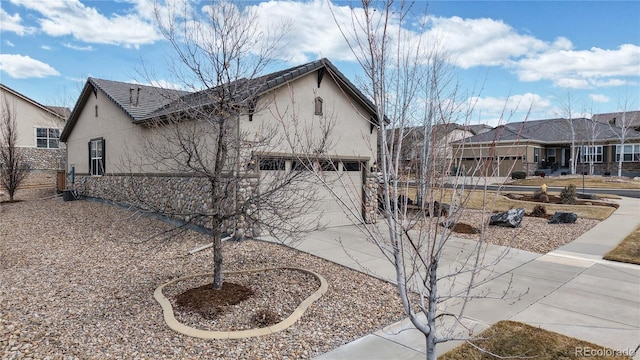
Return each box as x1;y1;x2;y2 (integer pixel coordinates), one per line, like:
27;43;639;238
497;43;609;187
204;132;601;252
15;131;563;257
1;0;639;126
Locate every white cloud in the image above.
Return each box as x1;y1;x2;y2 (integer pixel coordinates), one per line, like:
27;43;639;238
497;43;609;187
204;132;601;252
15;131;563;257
423;16;548;69
9;0;161;47
514;44;640;89
0;54;60;78
0;7;35;35
63;42;95;51
41;45;52;50
467;93;552;126
5;40;15;47
130;79;184;90
589;94;610;103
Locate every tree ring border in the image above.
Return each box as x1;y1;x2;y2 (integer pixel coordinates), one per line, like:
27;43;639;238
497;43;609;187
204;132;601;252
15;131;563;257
154;267;328;339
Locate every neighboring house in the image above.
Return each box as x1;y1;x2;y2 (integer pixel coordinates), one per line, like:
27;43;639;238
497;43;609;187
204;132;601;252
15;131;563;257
454;117;640;177
391;123;492;174
0;84;67;191
592;110;640;131
60;58;380;233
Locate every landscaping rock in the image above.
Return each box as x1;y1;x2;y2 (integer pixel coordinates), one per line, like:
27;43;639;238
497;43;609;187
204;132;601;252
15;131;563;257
509;193;524;200
426;201;449;217
397;195;414;206
576;192;598;200
548;212;578;224
489;208;525;228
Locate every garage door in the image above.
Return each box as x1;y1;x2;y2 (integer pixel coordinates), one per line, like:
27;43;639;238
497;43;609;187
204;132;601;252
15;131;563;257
259;159;364;228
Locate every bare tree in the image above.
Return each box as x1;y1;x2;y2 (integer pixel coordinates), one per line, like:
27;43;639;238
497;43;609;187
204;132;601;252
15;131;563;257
609;96;638;177
117;0;324;290
0;95;30;202
582;104;603;176
328;1;524;359
555;91;581;174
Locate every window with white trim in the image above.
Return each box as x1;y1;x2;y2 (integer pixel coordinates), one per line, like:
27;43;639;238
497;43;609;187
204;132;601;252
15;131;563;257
579;145;603;163
36;128;60;148
616;144;640;162
89;138;105;176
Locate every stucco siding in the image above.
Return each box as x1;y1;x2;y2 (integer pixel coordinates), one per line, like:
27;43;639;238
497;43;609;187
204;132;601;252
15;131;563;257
0;87;65;149
245;71;377;167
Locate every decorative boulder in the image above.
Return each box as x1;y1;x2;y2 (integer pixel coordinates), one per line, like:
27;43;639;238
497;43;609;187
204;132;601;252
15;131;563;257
548;212;578;224
427;201;449;217
489;208;525;228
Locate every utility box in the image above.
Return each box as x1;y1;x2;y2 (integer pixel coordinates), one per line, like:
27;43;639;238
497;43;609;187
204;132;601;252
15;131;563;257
63;190;75;201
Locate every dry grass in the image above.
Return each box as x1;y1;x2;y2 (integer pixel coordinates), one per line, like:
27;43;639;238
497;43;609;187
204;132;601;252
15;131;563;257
403;188;617;220
604;226;640;265
441;320;633;360
510;176;640;189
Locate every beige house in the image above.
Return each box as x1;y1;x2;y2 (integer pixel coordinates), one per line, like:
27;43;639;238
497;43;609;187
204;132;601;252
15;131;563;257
454;116;640;177
60;59;380;233
391;123;492;174
0;84;67;192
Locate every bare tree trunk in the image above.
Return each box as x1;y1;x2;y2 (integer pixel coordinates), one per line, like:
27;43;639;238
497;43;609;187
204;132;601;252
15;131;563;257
1;95;29;201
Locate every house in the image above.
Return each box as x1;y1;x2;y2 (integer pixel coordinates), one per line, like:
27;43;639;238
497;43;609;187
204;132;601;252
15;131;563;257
60;58;380;234
454;117;640;177
0;84;68;192
593;110;640;131
390;123;492;174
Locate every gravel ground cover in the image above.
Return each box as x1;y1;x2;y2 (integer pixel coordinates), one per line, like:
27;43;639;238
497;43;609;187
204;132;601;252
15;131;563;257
444;209;600;254
1;196;408;360
1;191;602;359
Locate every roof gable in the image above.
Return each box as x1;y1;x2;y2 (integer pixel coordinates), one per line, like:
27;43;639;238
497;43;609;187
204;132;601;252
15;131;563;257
0;83;68;121
144;58;380;123
61;58;380;141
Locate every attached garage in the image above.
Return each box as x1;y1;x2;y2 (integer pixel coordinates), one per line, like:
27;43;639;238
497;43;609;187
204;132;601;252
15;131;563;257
259;157;366;228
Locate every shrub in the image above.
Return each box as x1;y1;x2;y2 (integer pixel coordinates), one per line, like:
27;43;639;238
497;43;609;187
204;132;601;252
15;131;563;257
511;171;527;180
531;204;547;218
251;309;280;327
533;191;549;203
533;170;546;177
560;184;577;204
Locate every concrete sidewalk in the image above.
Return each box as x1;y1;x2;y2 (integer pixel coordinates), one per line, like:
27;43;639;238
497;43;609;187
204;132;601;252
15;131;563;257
288;196;640;359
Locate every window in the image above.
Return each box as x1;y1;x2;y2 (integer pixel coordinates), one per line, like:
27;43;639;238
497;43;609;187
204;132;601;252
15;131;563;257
616;144;640;162
534;148;539;163
259;158;285;170
342;161;362;171
314;97;323;116
546;148;556;163
580;145;603;163
319;160;337;171
36;128;60;148
89;138;105;176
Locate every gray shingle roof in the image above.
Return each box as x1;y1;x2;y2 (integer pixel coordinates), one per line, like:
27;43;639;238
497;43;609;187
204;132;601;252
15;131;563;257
61;58;380;141
89;78;190;121
143;58;379;122
592;111;640;129
460;117;640;145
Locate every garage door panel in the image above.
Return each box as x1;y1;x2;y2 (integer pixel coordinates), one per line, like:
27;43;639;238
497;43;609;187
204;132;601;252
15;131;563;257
260;165;363;227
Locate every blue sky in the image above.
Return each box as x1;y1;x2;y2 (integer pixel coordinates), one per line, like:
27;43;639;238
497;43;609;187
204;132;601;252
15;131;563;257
1;0;639;125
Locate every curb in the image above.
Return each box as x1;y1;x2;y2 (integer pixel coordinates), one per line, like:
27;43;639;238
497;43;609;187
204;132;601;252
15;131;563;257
154;267;328;339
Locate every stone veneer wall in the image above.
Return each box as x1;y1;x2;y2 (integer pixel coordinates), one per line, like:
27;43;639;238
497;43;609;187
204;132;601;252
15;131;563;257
0;148;65;191
363;174;378;224
20;147;66;170
70;173;260;238
588;162;640;175
70;170;376;236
